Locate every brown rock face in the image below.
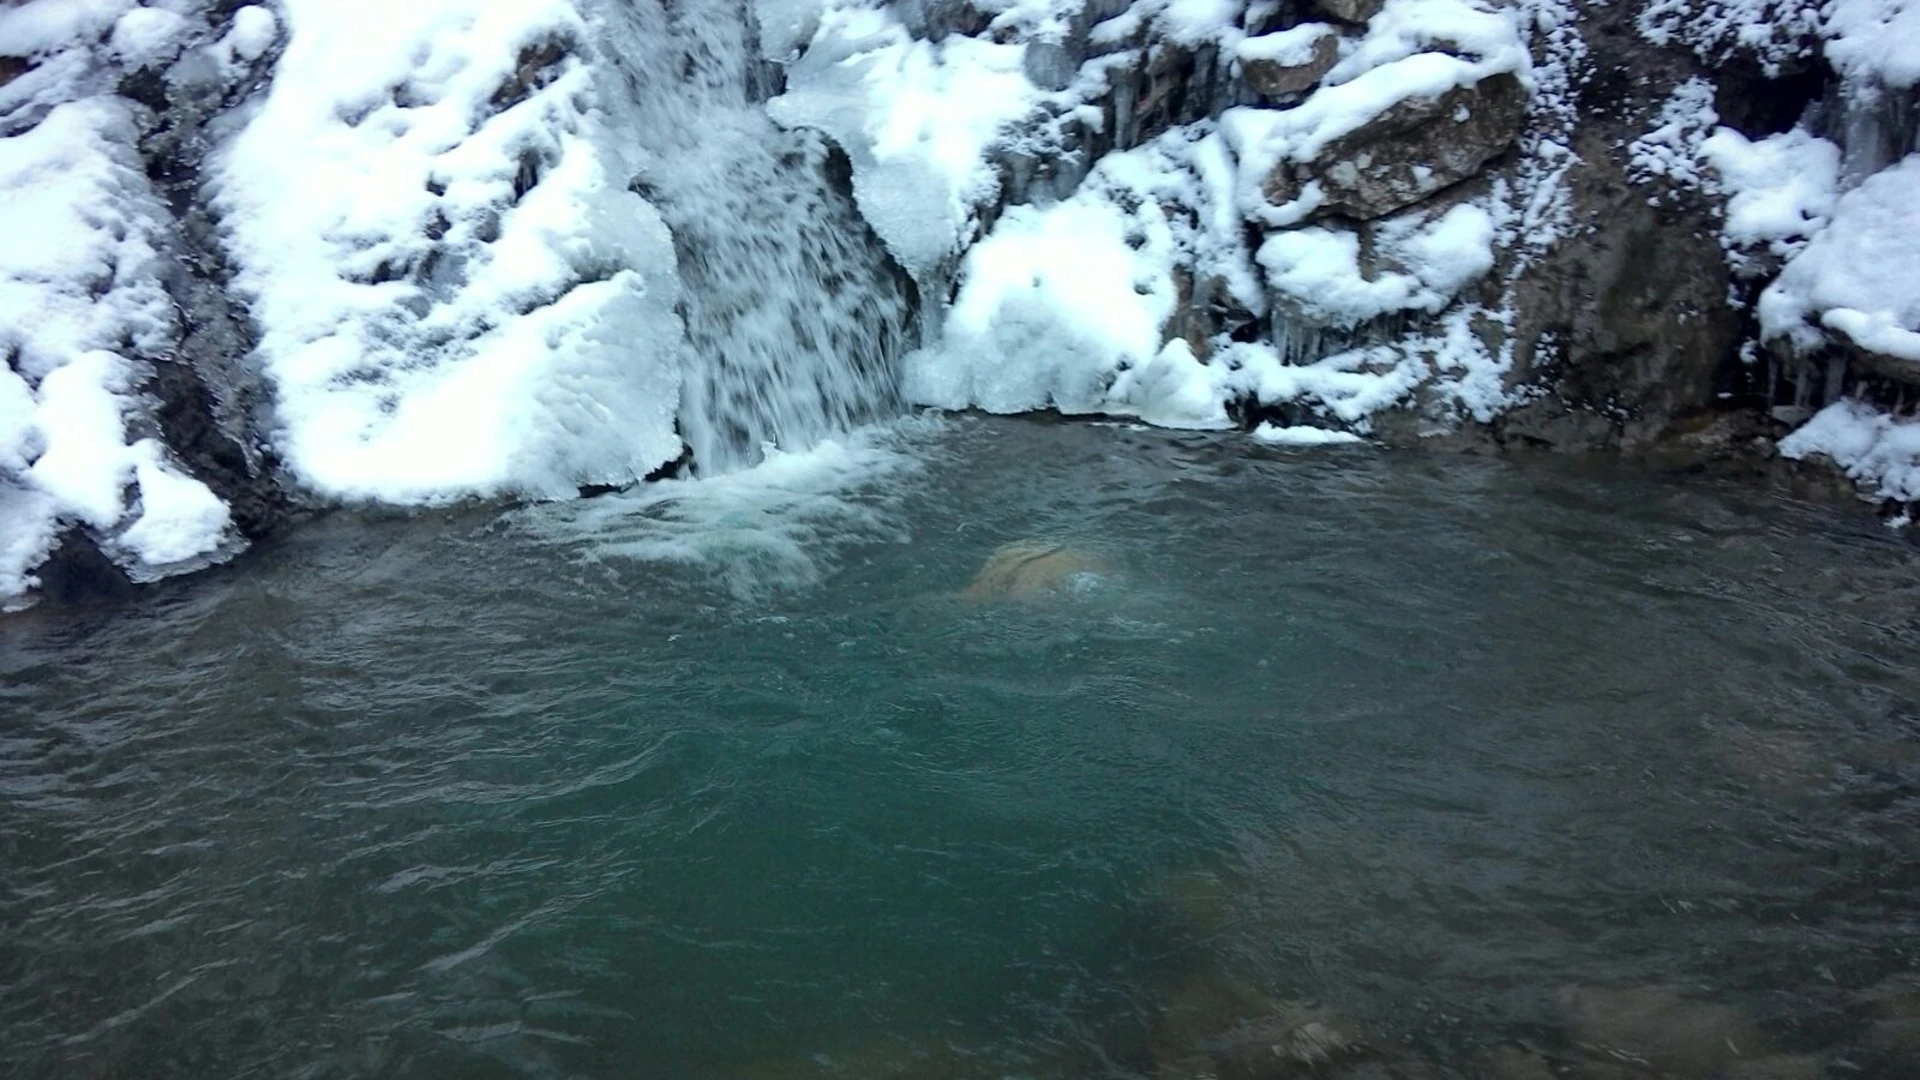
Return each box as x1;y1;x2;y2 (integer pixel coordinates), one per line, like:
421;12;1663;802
1312;0;1385;25
0;56;29;88
1262;72;1528;221
1241;30;1340;99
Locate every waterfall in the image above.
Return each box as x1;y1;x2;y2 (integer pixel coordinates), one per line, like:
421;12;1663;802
589;0;917;476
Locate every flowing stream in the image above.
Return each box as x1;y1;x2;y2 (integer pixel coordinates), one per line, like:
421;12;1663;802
4;416;1919;1079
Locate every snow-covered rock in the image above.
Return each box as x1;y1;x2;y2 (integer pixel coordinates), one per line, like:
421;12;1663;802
0;94;237;608
210;0;686;505
1759;155;1920;366
1779;398;1920;503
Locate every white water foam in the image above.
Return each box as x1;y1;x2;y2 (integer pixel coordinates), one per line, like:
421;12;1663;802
517;416;939;599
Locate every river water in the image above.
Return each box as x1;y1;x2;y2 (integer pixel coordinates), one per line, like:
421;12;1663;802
3;416;1919;1079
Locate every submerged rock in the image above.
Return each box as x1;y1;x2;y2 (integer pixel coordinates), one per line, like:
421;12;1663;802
962;540;1109;600
1560;984;1769;1075
1151;976;1364;1079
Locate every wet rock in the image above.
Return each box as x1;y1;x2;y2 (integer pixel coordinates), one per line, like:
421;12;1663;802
34;533;140;607
1240;28;1340;100
1560;985;1769;1075
1312;0;1385;25
1261;73;1526;221
963;540;1108;600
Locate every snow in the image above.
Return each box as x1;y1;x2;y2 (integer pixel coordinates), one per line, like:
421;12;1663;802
0;0;134;58
1258;203;1495;327
224;6;278;63
0;97;235;605
1778;398;1920;502
1635;0;1823;73
108;7;193;68
1627;77;1719;191
211;0;686;503
1323;0;1527;85
904;171;1180;415
1222;0;1530;227
119;441;234;570
1759;155;1920;361
1251;422;1366;445
767;2;1049;281
1236;23;1334;67
1825;0;1920;88
1699;126;1840;267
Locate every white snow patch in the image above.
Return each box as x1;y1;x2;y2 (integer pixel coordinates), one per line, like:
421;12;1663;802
768;2;1046;280
1222;0;1530;227
1700;126;1840;269
1324;0;1527;85
108;7;192;67
905;176;1180;415
1236;23;1334;67
1251;422;1365;445
1259;202;1495;327
1759;155;1920;360
119;441;234;570
1636;0;1823;73
904;125;1263;427
1627;77;1719;190
211;0;686;503
1825;0;1920;88
1778;399;1920;502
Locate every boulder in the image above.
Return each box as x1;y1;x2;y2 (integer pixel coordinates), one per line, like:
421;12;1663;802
1262;72;1527;221
1239;27;1340;99
963;541;1108;600
1313;0;1385;24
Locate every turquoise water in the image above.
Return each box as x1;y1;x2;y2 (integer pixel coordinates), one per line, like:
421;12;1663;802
4;416;1920;1079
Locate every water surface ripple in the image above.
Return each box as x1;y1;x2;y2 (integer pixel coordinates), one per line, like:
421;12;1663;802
4;417;1919;1079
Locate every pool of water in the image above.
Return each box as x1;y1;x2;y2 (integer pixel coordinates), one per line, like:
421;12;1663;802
4;416;1919;1079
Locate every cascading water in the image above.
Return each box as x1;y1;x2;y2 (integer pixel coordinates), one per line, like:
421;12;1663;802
589;0;917;476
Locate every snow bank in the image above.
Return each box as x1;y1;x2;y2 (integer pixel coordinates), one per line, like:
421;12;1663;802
1759;155;1920;361
904;163;1184;416
211;0;686;504
1779;398;1920;502
768;2;1055;281
1825;0;1920;88
0;97;235;606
